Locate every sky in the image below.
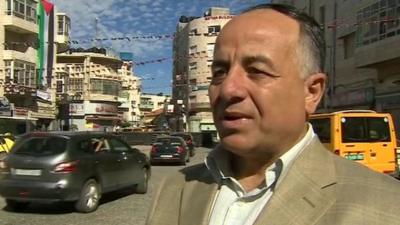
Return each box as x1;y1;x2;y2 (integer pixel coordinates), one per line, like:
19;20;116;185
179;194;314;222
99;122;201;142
54;0;270;95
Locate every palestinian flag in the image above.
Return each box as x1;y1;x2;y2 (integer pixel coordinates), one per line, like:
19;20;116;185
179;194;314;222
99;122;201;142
37;0;55;89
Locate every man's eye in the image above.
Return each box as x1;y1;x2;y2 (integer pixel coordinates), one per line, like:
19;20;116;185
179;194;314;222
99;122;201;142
247;67;265;75
212;69;226;77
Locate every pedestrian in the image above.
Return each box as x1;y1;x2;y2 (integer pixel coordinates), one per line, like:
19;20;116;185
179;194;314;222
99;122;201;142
146;3;400;225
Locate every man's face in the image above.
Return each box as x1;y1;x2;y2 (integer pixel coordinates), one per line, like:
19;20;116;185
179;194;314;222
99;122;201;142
209;9;321;158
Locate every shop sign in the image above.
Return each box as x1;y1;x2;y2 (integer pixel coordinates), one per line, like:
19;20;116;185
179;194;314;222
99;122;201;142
14;107;28;117
331;88;374;107
85;102;118;115
69;103;85;116
36;90;51;101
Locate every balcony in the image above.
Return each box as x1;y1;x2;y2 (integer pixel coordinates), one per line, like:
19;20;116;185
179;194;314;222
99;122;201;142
3;13;38;34
56;13;71;53
89;93;119;103
3;48;37;64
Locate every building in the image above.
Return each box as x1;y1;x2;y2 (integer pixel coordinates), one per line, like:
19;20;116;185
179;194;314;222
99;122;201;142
139;93;170;129
272;0;400;135
55;49;124;131
118;52;141;127
0;0;69;134
140;93;170;114
172;7;233;134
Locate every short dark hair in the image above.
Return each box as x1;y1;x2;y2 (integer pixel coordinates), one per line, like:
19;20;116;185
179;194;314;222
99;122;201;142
242;3;326;77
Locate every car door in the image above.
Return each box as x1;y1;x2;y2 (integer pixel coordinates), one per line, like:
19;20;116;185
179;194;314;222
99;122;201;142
88;137;120;191
108;137;143;187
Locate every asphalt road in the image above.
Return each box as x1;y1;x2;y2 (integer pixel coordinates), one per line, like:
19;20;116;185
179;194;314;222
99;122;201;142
0;146;212;225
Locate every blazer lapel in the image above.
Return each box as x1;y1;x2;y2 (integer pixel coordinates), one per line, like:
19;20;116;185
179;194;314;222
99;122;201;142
180;169;219;225
254;138;337;225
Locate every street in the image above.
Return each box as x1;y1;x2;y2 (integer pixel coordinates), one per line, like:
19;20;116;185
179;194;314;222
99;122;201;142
0;146;212;225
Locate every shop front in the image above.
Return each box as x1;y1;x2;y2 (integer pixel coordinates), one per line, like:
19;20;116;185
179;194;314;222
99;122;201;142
83;102;121;131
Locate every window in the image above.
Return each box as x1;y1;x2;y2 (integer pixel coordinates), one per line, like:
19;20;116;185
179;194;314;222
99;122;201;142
341;117;391;142
190;29;198;35
189;45;197;54
14;137;68;156
6;0;11;13
356;0;400;46
208;25;221;33
7;60;36;87
56;80;63;93
68;78;84;92
343;33;355;59
90;79;120;95
109;138;130;152
207;43;215;58
189;62;197;70
310;118;331;143
58;15;64;35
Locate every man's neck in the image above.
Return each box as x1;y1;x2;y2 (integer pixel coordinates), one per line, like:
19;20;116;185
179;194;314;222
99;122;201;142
231;154;277;192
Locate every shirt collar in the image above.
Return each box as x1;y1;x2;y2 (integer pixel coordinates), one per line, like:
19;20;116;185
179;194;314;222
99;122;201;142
205;123;316;188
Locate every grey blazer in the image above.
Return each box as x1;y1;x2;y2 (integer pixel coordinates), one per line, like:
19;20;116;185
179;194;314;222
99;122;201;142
146;138;400;225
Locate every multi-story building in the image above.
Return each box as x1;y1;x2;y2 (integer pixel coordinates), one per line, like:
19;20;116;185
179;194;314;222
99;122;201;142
0;0;69;134
139;93;171;130
172;7;233;134
118;53;141;127
139;93;170;114
55;49;124;131
272;0;400;135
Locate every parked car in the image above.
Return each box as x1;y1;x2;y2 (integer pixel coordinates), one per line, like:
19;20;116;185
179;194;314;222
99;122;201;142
170;132;195;156
150;136;190;165
0;131;151;213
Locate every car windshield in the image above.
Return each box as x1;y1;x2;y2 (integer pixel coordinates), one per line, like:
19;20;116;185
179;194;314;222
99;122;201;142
14;136;68;156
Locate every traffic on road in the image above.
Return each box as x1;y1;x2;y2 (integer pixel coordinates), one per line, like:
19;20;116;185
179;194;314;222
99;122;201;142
0;143;211;225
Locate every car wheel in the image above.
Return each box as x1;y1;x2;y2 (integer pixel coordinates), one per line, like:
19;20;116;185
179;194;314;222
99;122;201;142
135;168;149;194
5;199;29;211
75;179;100;213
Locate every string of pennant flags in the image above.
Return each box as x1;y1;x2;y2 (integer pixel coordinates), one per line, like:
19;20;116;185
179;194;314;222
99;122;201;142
1;17;400;47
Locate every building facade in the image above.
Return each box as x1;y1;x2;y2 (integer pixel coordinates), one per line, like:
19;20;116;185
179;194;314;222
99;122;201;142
118;53;141;127
0;0;69;134
139;93;170;130
172;7;233;134
55;50;126;131
272;0;400;135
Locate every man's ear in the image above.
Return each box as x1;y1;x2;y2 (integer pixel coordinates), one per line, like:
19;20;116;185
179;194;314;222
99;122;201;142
304;73;327;115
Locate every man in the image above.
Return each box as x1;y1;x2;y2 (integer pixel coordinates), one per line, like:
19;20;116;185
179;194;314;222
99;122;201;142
146;4;400;225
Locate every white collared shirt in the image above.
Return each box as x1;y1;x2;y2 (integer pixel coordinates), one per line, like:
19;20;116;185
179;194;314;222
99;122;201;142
206;124;316;225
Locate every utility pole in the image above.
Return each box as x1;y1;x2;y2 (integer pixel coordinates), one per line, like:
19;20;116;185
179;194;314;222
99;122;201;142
329;0;337;109
94;17;100;47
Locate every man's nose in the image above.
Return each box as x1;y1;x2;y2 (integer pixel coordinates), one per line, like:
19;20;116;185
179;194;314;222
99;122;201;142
219;69;247;103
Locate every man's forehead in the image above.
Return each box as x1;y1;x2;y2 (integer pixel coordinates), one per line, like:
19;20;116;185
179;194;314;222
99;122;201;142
218;8;300;41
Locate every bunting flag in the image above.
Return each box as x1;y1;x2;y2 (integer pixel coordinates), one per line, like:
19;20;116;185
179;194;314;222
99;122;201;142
37;0;55;88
